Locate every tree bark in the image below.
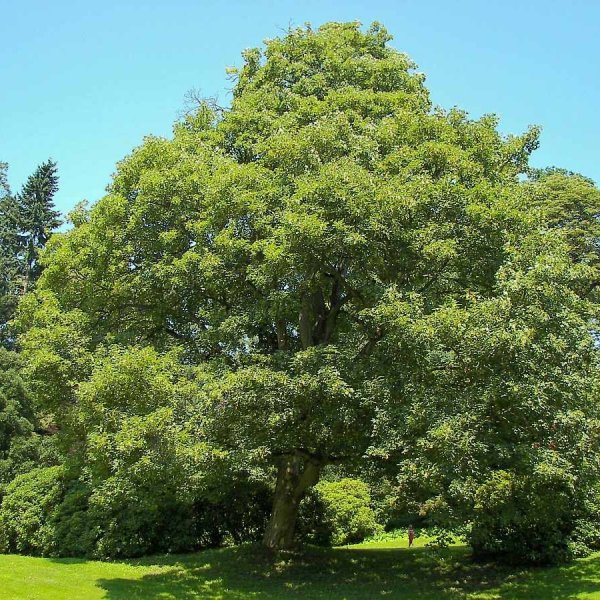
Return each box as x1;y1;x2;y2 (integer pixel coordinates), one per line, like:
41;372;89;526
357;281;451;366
262;453;321;550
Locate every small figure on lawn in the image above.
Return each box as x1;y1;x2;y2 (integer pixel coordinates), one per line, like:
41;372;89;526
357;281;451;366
408;525;415;548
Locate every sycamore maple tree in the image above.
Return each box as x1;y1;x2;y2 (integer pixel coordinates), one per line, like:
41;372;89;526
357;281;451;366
16;22;599;556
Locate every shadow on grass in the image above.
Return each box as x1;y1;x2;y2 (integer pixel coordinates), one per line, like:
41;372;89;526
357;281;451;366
494;556;600;600
96;545;600;600
46;557;91;565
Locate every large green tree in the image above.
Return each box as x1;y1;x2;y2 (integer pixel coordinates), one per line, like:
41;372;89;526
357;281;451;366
17;22;599;556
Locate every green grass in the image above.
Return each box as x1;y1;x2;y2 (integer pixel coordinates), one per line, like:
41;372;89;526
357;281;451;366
1;532;600;599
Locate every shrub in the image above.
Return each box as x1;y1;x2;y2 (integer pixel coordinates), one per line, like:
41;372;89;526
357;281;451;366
300;478;382;546
85;477;272;558
51;480;96;557
0;461;273;558
0;466;65;555
84;477;196;558
569;483;600;558
469;465;579;565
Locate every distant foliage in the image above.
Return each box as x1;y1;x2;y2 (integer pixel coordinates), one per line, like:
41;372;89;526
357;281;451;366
527;169;600;270
17;160;61;287
300;478;382;546
0;159;61;346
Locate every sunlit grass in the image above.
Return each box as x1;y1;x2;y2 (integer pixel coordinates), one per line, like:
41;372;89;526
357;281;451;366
1;531;599;599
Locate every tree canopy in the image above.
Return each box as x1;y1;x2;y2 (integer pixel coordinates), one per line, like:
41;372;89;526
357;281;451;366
12;22;600;560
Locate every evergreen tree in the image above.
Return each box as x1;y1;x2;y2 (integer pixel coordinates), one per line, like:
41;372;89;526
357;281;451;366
0;164;20;342
0;168;39;488
0;163;9;199
17;160;61;288
0;160;61;345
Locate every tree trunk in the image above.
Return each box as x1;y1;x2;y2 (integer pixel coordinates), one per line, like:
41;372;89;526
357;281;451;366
262;453;321;550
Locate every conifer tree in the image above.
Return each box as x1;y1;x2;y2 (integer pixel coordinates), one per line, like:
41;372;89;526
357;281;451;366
17;160;61;288
0;160;61;344
0;164;20;340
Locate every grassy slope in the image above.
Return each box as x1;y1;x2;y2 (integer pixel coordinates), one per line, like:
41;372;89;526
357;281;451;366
1;533;600;599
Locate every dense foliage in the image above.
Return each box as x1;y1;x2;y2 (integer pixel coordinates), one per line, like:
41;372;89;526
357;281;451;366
0;349;42;495
1;22;599;564
0;160;61;500
0;160;61;343
0;466;65;555
299;478;382;546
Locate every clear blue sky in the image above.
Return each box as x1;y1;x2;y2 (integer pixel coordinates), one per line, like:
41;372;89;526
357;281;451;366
2;0;599;216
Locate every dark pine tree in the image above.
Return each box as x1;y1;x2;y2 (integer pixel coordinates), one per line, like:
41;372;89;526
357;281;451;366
0;164;21;343
17;159;61;288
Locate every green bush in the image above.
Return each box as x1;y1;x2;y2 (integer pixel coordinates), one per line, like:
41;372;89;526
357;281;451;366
300;478;382;546
85;478;272;558
84;477;196;558
0;466;65;555
569;483;600;558
0;461;272;558
51;480;96;557
0;348;275;560
469;466;579;565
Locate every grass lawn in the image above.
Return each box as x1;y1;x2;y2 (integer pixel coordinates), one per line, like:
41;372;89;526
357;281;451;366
1;532;600;599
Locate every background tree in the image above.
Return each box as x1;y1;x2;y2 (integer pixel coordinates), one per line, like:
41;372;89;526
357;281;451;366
0;163;9;197
0;161;62;508
15;22;599;559
527;168;600;298
17;160;61;289
0;165;21;338
0;160;61;346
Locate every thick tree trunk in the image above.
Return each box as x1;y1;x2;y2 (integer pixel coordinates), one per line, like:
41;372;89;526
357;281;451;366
262;453;321;550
